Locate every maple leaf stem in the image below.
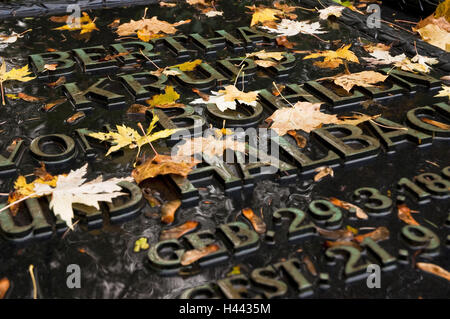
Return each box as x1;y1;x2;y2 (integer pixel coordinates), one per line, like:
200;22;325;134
343;61;350;75
18;29;32;37
378;19;415;34
29;264;37;299
234;63;246;87
272;82;294;107
143;7;148;19
137;122;159;157
0;192;42;214
139;49;160;69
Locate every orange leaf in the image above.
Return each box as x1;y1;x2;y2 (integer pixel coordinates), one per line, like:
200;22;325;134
397;203;419;225
242;208;266;234
181;244;219;266
0;278;10;299
161;199;181;224
160;220;199;240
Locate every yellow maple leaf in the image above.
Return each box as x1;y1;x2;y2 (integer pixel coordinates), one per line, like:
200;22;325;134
0;61;36;105
7;166;59;215
137;27;165;42
89;113;177;156
246;5;283;26
434;0;450;21
146;85;180;107
53;12;99;34
169;59;202;71
303;44;359;69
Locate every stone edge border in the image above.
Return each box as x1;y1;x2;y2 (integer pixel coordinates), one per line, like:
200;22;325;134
301;0;450;72
1;0;448;72
0;0;159;19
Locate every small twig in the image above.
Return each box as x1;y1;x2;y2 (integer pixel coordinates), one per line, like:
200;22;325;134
378;19;415;34
317;0;326;9
394;19;418;25
293;5;317;12
1;80;5;106
305;31;328;43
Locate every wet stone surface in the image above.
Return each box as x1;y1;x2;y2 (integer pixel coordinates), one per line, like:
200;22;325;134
0;1;449;298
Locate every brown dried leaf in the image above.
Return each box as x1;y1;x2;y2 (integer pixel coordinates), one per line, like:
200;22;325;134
66;111;85;124
181;244;220;266
160;220;199;241
325;240;362;250
142;188;161;207
276;36;296;49
107;19;120;29
321;71;388;92
0;277;10;299
117;16;191;37
49;15;69;23
132;154;197;184
329;197;368;220
266;101;336;136
17;92;45;102
247;50;285;61
98;52;129;62
127;103;151;115
354;226;389;243
192;88;209;101
161;199;181;224
6;138;22;153
41;98;67;112
46;76;66;88
287;130;306;148
175;135;247;158
160;1;177;7
302;255;317;276
362;42;392;53
314;166;334;182
316;227;354;241
43;64;58;71
242;208;266;234
254;60;278;68
416;262;450;281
